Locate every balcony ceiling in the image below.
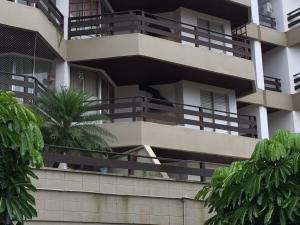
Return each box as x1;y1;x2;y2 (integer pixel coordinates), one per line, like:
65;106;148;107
107;0;249;27
0;25;60;60
75;56;254;97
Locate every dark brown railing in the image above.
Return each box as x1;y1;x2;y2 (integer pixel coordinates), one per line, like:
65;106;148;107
264;76;282;92
260;14;276;29
8;0;64;31
43;145;215;182
294;73;300;91
68;10;251;59
287;8;300;28
89;96;257;138
0;72;47;103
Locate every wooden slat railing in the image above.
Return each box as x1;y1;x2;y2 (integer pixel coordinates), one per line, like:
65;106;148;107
0;72;47;103
8;0;64;31
294;73;300;91
89;96;257;138
288;8;300;28
43;145;215;182
68;10;251;59
264;76;282;92
260;14;276;29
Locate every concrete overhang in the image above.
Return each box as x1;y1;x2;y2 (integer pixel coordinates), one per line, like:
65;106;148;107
101;121;258;160
238;89;294;111
228;0;251;7
246;23;287;47
286;25;300;47
246;23;300;48
0;0;66;59
293;91;300;110
67;33;256;96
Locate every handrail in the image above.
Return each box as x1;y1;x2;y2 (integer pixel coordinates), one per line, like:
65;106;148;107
87;95;254;118
88;96;257;137
43;144;215;180
264;76;282;92
0;71;48;103
287;8;300;28
259;14;276;29
68;10;251;59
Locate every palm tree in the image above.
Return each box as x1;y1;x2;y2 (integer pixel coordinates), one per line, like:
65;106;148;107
35;88;115;151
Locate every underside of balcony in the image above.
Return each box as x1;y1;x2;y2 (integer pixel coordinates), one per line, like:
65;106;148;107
106;0;250;27
74;55;255;97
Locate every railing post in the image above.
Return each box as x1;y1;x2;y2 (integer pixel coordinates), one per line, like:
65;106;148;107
132;97;136;122
199;107;204;130
143;97;148;121
140;11;145;34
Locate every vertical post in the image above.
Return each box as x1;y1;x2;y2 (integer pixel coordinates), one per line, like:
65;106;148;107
140;11;145;34
200;163;206;183
143;97;148;122
194;26;199;47
132;97;136;122
199;107;204;130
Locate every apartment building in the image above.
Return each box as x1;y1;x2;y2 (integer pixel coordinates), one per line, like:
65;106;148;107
0;0;299;224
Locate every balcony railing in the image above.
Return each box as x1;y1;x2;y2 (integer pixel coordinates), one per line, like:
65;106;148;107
0;72;47;103
294;73;300;91
259;14;276;29
68;10;251;59
287;8;300;28
0;73;257;138
8;0;64;31
90;96;257;138
264;76;282;92
43;145;215;182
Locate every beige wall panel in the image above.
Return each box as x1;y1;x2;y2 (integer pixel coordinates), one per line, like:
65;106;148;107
228;0;251;7
237;89;265;105
67;33;256;82
293;92;300;110
265;90;294;111
101;121;258;159
286;26;300;47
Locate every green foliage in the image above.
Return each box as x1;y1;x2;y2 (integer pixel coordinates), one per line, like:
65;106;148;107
196;130;300;225
0;91;44;225
36;88;115;151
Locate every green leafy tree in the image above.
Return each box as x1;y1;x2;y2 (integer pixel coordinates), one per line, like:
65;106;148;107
0;91;44;225
36;88;115;150
196;130;300;225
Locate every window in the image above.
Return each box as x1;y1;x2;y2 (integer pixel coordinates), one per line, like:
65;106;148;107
200;90;230;134
70;66;114;100
197;18;225;53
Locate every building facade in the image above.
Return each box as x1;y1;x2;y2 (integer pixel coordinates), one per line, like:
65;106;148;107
0;0;300;224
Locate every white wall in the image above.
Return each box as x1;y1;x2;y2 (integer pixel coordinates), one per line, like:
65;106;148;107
181;80;237;133
55;0;69;40
262;47;292;93
268;110;295;135
177;7;233;55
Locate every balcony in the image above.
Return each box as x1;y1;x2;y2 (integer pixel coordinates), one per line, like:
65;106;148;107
68;10;251;60
93;96;257;138
288;8;300;28
264;76;282;92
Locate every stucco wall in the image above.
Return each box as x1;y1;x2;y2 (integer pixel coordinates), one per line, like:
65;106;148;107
26;169;209;225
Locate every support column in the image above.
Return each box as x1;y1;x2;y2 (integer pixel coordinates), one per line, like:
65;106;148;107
250;0;269;139
55;61;70;90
